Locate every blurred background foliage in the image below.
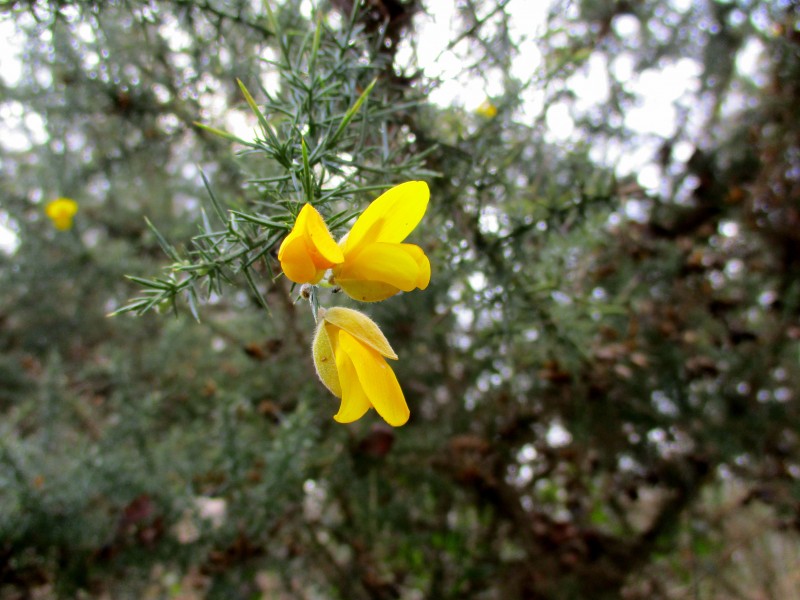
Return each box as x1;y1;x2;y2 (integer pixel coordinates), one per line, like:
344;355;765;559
1;0;799;598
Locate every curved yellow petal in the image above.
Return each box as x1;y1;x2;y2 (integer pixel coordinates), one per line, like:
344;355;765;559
334;243;430;301
278;231;320;283
340;243;419;290
343;181;429;253
334;280;400;303
402;244;431;290
338;331;409;427
301;204;345;265
278;203;344;284
323;307;397;359
333;331;372;423
312;322;342;397
390;244;431;291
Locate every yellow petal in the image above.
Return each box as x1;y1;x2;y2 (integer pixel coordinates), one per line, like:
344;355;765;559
343;181;429;253
278;231;321;283
334;243;430;301
333;331;372;423
341;243;418;289
300;204;344;266
278;204;344;284
334;280;400;303
337;330;409;427
312;322;342;397
409;245;431;290
323;307;397;359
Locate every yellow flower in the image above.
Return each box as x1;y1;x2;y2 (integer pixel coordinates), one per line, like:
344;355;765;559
476;99;498;119
278;203;344;284
312;306;409;427
332;181;431;302
45;198;78;231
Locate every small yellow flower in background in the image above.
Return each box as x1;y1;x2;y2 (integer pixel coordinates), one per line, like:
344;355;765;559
332;181;431;302
45;197;78;231
313;306;409;427
278;203;344;284
476;99;498;119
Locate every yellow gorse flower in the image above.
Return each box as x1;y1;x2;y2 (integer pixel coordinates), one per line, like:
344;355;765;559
277;203;344;284
277;181;431;302
476;99;498;119
45;198;78;231
332;181;431;302
312;307;409;427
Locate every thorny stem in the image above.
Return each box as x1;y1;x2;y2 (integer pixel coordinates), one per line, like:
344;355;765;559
305;284;321;323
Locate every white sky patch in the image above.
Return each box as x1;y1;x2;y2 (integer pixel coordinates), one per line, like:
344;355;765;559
625;59;701;138
614;142;658;176
478;206;501;234
299;0;314;19
636;163;661;190
82;49;100;70
0;19;23;85
506;0;549;94
612;14;640;38
35;65;53;89
455;305;474;329
610;52;635;83
198;81;228;117
507;0;551;49
414;2;459;80
468;272;487;292
159;15;192;52
260;47;281;95
736;37;767;85
224;108;258;142
719;221;739;238
0;101;49;152
517;443;537;463
509;37;542;83
519;87;546;121
546;421;572;447
673;140;694;163
545;103;574;141
570;53;610;112
670;0;694;12
76;21;96;44
0;212;20;255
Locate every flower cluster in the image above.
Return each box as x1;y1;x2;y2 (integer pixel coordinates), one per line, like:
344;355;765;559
278;181;430;427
